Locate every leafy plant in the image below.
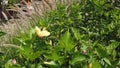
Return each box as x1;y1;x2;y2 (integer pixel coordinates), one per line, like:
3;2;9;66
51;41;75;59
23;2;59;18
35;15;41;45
1;0;120;68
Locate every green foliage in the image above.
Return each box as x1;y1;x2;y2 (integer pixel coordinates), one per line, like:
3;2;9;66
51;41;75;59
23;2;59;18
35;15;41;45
92;61;101;68
58;30;75;51
7;0;19;7
1;0;120;68
0;31;6;37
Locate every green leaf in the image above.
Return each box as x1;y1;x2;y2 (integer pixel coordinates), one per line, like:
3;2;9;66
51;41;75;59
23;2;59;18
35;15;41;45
117;28;120;38
92;61;101;68
32;51;42;60
70;53;86;65
93;0;105;6
80;27;89;33
95;44;108;58
19;45;41;61
77;12;82;20
5;59;21;68
36;63;44;68
59;30;75;51
99;0;105;5
45;51;60;61
43;61;59;68
30;64;35;68
71;27;80;40
107;40;119;56
103;58;111;66
118;60;120;65
0;31;6;37
93;0;100;6
44;61;57;66
19;46;33;60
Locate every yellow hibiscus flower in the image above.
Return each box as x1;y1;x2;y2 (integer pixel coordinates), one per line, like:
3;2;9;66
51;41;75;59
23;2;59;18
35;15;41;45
35;26;50;38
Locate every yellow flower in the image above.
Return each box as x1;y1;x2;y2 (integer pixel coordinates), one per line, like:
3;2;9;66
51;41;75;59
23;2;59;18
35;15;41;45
49;40;52;46
43;61;55;65
88;63;92;68
35;26;50;38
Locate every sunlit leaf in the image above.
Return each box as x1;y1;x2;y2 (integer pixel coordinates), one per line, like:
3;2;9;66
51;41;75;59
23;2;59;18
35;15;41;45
92;61;101;68
103;58;111;66
59;30;75;51
71;27;80;40
36;63;44;68
107;40;119;56
93;0;105;6
43;61;59;68
45;51;60;61
70;53;86;65
95;44;108;58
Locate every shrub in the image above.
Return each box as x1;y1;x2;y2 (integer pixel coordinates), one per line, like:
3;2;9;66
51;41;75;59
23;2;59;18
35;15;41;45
1;0;120;68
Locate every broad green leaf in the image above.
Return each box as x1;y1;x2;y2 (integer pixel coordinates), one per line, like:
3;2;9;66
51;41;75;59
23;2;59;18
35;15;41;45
71;27;80;40
13;37;26;45
93;0;99;6
45;51;60;61
118;60;120;65
32;51;42;60
93;0;105;6
103;58;111;66
19;46;33;60
70;53;86;65
99;0;105;5
92;61;101;68
0;31;6;37
80;27;89;33
95;44;108;58
112;50;117;59
36;63;44;68
30;64;35;68
19;45;41;61
59;30;75;51
107;40;119;55
77;12;82;20
50;52;60;61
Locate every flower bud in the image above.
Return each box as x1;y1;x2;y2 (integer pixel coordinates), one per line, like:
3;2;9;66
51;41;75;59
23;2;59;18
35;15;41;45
12;59;16;65
82;50;87;55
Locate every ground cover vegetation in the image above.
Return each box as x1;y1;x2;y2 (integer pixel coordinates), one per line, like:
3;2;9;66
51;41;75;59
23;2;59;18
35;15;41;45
0;0;120;68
